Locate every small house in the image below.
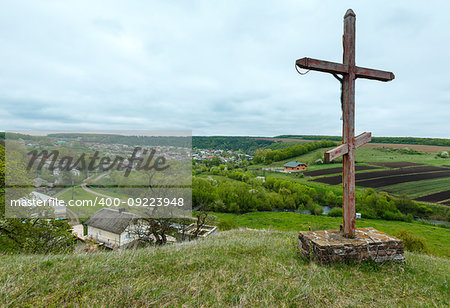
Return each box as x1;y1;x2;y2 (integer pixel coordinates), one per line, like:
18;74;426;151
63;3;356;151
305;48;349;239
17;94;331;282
85;208;139;249
283;161;307;172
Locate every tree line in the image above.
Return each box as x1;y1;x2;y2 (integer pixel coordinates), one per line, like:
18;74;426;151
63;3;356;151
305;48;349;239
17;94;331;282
253;140;336;164
275;135;450;147
193;167;448;222
192;136;274;153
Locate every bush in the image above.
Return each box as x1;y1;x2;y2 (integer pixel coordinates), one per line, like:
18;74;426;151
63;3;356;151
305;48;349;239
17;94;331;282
395;230;429;254
328;207;343;217
403;213;414;223
438;151;449;158
217;218;238;231
312;204;323;215
382;211;405;221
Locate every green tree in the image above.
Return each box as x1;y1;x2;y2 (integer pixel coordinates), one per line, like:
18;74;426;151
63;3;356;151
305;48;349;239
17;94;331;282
0;143;76;254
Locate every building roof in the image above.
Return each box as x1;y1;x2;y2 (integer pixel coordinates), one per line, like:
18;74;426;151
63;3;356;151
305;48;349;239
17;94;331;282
85;208;139;234
283;161;306;168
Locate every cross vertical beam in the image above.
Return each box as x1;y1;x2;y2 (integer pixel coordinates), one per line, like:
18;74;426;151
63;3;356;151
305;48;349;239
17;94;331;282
342;9;356;237
295;9;394;238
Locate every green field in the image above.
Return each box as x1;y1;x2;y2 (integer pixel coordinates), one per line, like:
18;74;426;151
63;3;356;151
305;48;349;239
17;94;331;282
58;186;132;218
58;187;103;217
1;230;448;307
249;147;334;170
212;212;450;258
381;177;450;199
355;147;448;167
248;146;450;202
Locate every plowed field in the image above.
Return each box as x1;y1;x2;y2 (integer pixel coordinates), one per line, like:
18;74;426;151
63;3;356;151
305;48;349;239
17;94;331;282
304;165;379;177
356;171;450;188
414;190;450;203
311;166;450;185
371;162;423;168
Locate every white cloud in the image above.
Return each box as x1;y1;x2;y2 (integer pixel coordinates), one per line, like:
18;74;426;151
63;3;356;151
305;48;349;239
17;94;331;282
0;0;449;138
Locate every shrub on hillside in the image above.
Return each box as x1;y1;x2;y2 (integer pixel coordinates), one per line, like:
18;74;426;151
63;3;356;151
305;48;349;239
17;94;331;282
217;218;238;231
357;189;407;221
395;230;429;254
309;204;323;215
382;210;406;221
328;207;343;217
437;151;449;158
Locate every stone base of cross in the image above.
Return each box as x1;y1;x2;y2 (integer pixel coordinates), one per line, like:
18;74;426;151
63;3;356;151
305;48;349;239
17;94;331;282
295;9;394;237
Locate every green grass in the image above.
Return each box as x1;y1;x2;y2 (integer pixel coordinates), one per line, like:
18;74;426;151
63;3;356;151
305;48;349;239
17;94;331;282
88;187;133;200
0;230;448;307
249;147;333;170
381;177;450;198
355;147;448;166
57;187;101;217
58;186;129;218
266;140;308;150
211;212;450;258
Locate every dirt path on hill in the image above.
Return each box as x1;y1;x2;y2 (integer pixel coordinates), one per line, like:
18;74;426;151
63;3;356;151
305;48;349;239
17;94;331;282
80;183;116;199
56;174;111;224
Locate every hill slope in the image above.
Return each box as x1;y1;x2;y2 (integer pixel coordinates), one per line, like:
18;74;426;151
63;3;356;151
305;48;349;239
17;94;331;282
1;230;449;307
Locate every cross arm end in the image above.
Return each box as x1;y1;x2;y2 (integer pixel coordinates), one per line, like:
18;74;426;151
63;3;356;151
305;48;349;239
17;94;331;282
296;58;348;75
356;67;395;82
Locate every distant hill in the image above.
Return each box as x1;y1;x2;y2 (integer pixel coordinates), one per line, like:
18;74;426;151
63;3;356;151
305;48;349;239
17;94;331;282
2;132;449;152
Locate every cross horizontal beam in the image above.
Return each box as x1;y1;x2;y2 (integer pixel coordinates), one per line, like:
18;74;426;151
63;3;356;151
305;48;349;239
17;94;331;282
356;67;394;82
296;58;395;82
324;143;348;163
324;132;372;162
296;58;347;75
354;131;372;148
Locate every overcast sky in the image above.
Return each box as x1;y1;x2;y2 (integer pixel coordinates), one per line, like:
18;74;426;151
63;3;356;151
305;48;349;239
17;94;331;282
1;0;449;138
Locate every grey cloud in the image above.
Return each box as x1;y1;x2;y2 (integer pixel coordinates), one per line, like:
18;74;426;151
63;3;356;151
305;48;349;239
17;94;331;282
0;0;449;138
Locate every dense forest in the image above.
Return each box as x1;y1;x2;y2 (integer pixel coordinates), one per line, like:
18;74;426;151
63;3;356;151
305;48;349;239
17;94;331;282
253;140;336;164
192;136;274;153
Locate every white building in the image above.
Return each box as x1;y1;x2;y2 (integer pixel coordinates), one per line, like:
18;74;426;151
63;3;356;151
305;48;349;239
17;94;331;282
16;191;66;219
85;208;139;249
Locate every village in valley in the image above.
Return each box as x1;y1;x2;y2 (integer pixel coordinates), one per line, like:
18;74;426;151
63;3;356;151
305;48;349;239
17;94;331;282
13;133;327;252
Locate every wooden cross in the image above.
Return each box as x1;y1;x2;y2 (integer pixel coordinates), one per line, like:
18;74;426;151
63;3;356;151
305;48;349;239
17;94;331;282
295;9;394;237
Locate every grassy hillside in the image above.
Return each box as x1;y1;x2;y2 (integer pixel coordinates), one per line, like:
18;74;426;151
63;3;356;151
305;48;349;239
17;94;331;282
1;230;448;307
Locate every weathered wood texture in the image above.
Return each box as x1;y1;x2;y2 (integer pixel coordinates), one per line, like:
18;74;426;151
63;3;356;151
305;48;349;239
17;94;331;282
295;9;394;237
